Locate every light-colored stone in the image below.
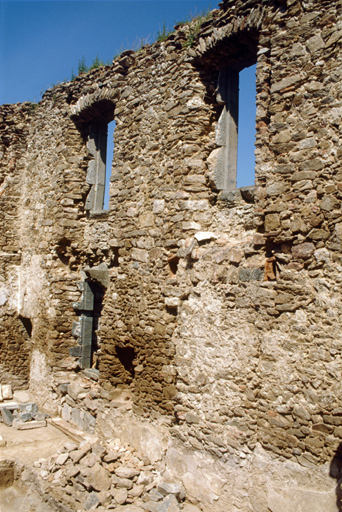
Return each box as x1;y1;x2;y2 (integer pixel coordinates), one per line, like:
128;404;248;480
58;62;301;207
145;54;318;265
115;466;140;479
86;463;111;492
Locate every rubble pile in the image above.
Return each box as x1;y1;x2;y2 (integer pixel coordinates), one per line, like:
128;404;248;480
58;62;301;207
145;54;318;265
33;438;201;512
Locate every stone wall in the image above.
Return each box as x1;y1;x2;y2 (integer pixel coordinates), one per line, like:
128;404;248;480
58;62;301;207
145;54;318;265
0;103;33;388
1;0;342;509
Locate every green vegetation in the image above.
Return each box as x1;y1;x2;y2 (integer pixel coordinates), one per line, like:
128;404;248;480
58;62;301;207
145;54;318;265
76;54;110;76
67;6;213;83
156;21;174;42
27;102;38;114
177;7;213;48
184;8;213;48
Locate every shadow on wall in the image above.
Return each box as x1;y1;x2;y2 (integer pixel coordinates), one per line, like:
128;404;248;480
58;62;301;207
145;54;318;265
330;443;342;512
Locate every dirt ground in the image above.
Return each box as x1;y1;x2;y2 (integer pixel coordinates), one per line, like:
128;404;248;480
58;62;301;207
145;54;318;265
0;421;72;466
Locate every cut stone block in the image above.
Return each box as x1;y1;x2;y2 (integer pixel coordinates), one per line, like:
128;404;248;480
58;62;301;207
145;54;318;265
13;419;47;430
20;412;34;422
0;402;19;411
34;412;50;421
1;408;13;426
2;385;13;400
69;345;83;357
19;402;38;415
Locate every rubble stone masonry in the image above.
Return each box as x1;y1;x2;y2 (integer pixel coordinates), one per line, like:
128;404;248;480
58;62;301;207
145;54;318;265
1;0;342;509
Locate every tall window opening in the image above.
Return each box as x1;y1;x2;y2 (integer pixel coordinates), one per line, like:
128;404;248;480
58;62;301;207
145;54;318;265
237;64;256;188
103;120;115;210
84;111;115;212
213;61;257;192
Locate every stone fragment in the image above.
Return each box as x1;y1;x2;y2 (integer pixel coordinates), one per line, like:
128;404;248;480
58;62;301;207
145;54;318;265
115;466;140;479
86;462;111;492
158;482;183;499
148;488;164;501
65;464;80;479
80;452;99;468
165;297;180;308
84;263;109;288
92;444;106;459
320;195;340;211
70;442;92;463
293;404;311;421
139;212;154;227
194;231;216;242
265;213;280;231
142;503;159;512
83;491;101;510
113;487;128;505
308;228;329;240
67;382;85;400
291;243;315;260
185;412;200;424
153;200;165;214
130;484;145;497
34;412;50;421
182;222;201;230
253;234;265;246
19;402;38;415
2;385;13;400
270;72;305;93
325;30;342;47
55;453;69;466
20;412;33;422
112;475;133;489
103;450;120;463
132;248;149;263
157;494;180;512
1;408;13;426
65;441;78;452
306;34;324;53
13;419;47;430
227;248;244;263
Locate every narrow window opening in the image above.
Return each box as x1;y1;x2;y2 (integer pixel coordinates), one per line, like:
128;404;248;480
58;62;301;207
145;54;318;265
168;254;179;276
237;64;257;188
213;62;257;192
104;120;115;210
19;316;32;338
85;117;115;212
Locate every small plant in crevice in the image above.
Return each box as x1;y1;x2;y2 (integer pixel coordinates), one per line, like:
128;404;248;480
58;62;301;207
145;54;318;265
27;102;38;114
74;54;110;79
113;43;127;61
180;7;213;48
78;55;88;74
132;35;151;53
156;21;174;42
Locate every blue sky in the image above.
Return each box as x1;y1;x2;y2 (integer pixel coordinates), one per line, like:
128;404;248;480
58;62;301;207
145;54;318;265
0;0;256;194
0;0;218;104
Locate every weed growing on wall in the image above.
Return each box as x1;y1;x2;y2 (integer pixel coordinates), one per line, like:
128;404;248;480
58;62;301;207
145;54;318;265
156;21;174;42
179;7;213;47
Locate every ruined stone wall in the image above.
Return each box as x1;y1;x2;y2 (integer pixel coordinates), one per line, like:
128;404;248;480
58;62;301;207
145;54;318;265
0;103;33;388
166;0;342;470
1;0;342;509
